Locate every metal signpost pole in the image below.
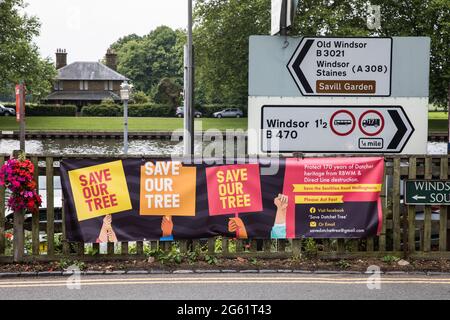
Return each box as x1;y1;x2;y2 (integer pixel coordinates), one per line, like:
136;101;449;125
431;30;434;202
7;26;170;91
124;98;128;155
184;0;195;158
121;81;131;155
19;83;25;152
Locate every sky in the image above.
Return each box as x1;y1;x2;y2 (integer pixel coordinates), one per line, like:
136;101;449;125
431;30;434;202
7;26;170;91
23;0;188;63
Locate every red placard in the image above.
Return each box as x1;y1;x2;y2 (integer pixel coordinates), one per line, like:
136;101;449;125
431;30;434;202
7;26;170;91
206;164;263;216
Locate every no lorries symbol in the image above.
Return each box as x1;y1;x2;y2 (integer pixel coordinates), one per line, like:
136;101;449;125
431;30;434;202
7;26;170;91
261;106;414;153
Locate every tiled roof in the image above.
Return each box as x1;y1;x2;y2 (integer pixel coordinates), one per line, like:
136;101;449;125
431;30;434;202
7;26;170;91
57;62;128;81
45;91;121;101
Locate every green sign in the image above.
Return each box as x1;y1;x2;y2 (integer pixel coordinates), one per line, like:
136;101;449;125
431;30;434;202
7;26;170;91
405;180;450;205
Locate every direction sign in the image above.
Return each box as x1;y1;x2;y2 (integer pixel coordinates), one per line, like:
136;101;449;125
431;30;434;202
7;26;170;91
261;105;414;153
287;37;392;96
405;180;450;205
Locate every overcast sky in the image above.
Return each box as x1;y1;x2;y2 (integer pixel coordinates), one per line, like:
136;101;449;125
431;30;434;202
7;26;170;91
24;0;188;63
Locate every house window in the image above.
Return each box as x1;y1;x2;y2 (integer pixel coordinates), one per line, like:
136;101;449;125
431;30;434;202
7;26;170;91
54;81;63;91
79;81;89;91
104;81;114;91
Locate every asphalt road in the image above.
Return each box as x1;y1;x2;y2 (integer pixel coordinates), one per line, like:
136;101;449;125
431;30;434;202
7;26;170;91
0;274;449;300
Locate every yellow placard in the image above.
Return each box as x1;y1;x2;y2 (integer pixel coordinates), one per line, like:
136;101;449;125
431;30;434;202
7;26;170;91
139;161;196;216
68;160;132;221
293;184;382;193
295;195;344;204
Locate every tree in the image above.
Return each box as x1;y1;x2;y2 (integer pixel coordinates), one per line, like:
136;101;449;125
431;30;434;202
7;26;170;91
113;26;185;94
152;77;183;109
193;0;449;107
0;0;56;101
366;0;450;108
194;0;271;105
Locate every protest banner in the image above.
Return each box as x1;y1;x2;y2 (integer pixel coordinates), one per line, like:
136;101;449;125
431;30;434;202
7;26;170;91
60;158;384;242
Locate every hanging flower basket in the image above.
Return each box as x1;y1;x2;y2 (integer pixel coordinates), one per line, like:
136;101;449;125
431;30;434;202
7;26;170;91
0;155;42;214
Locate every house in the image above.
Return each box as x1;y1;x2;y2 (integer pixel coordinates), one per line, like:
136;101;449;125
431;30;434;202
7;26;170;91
44;49;128;107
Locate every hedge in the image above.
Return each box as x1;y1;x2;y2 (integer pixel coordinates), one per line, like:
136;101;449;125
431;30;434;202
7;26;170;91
0;103;77;116
81;104;122;117
26;105;77;116
81;103;175;117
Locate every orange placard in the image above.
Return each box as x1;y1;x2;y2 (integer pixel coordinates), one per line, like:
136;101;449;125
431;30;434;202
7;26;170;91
139;161;196;216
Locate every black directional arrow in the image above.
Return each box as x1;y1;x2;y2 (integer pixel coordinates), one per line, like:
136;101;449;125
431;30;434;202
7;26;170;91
288;39;314;94
387;109;408;150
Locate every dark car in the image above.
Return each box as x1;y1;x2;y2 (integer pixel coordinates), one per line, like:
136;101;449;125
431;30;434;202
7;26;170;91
0;104;15;116
213;108;244;118
176;107;202;118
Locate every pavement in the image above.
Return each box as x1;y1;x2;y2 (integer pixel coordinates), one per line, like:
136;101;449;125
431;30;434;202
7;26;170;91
0;273;450;300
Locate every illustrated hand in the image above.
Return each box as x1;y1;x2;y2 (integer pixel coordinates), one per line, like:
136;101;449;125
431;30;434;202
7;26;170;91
161;216;173;238
98;226;109;243
274;194;288;225
98;215;117;243
228;217;248;239
106;228;118;243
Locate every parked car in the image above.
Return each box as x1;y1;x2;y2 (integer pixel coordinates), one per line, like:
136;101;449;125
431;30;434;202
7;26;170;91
213;108;244;118
176;107;202;118
0;104;15;116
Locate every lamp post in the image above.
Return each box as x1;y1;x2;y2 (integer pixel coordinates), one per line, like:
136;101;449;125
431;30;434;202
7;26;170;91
184;0;195;158
120;81;132;154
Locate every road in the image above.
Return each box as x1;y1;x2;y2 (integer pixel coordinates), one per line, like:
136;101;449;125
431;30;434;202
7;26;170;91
0;274;449;300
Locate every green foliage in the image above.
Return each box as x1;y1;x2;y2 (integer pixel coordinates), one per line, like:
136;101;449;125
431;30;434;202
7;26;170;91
152;77;182;109
336;260;351;269
0;0;56;101
128;104;174;117
130;91;151;104
193;0;449;108
194;0;270;105
26;105;77;116
112;26;185;93
205;254;218;265
56;259;86;271
366;0;450;109
81;103;175;117
303;238;318;258
382;255;400;263
81;104;122;117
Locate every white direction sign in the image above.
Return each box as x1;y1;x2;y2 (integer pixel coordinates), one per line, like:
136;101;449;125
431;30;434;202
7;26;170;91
287;37;392;96
261;106;414;153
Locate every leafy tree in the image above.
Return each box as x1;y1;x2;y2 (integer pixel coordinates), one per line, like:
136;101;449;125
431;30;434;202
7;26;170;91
130;90;150;104
193;0;449;107
0;0;56;101
194;0;271;105
152;77;183;109
367;0;450;108
114;26;185;93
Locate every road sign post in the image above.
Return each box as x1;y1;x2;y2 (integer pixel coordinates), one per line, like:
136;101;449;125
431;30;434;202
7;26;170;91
287;37;393;96
261;105;414;153
248;36;430;155
405;180;450;205
15;83;26;152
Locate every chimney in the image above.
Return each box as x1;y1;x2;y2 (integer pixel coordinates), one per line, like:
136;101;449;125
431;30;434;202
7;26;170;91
105;49;118;71
55;48;67;69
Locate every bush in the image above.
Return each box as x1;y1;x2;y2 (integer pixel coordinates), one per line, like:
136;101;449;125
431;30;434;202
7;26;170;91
81;104;122;117
0;103;76;116
198;104;247;117
128;104;174;117
81;103;174;117
26;105;77;116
